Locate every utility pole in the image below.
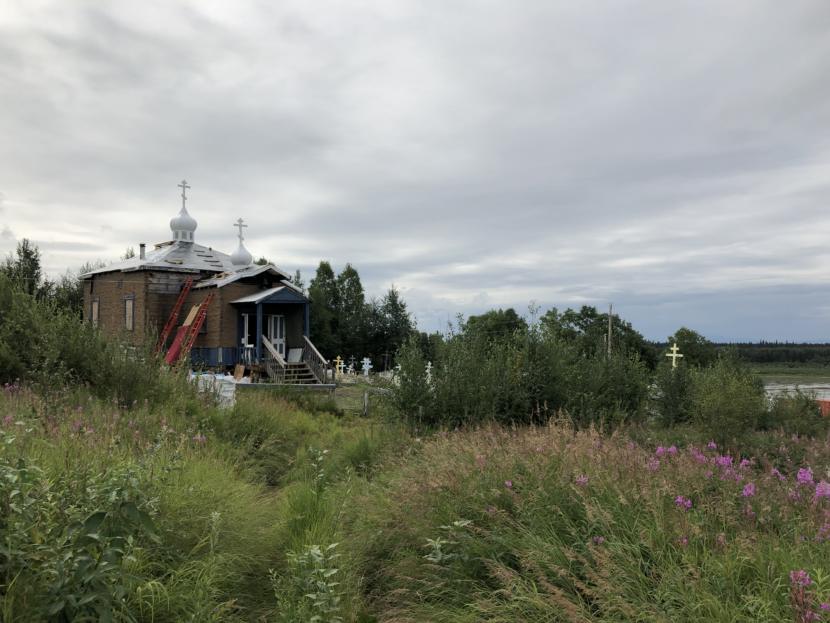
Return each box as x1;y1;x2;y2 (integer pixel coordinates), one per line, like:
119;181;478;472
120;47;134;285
607;303;613;360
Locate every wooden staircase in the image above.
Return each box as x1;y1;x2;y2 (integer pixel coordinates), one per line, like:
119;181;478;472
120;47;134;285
283;362;320;384
260;335;330;385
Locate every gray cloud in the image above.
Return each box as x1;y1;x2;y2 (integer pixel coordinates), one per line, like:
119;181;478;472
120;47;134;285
2;1;830;340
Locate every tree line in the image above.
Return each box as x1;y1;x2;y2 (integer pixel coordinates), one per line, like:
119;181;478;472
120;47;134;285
6;238;830;370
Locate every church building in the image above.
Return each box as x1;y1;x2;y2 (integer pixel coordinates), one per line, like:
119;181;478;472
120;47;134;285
82;181;327;383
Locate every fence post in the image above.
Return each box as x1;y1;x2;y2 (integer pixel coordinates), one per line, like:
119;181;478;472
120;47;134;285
363;391;369;418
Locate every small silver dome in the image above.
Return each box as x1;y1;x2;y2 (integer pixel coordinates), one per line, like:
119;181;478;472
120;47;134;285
170;206;197;242
230;242;253;266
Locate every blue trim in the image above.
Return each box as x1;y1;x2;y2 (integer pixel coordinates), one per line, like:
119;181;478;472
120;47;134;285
256;303;263;362
232;288;308;305
190;347;240;367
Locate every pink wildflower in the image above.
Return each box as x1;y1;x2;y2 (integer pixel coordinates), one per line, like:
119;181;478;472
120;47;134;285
797;468;814;486
655;446;666;457
504;480;513;489
771;467;785;481
707;441;717;450
791;570;812;588
742;482;756;498
667;445;678;456
820;603;830;611
677;535;689;547
714;455;733;468
674;495;692;511
647;458;660;472
575;474;589;487
592;535;605;545
739;458;751;469
690;448;707;463
814;481;830;500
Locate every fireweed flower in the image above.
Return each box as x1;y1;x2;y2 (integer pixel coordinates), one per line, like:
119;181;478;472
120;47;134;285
707;441;718;450
647;458;660;472
674;495;692;511
575;474;589;487
715;455;733;469
655;446;667;457
667;445;678;456
739;458;752;469
771;468;785;481
790;570;812;588
814;481;830;500
690;448;707;464
798;468;814;485
742;483;756;497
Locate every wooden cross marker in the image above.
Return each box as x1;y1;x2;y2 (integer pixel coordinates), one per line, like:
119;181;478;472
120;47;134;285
333;355;344;376
666;343;684;369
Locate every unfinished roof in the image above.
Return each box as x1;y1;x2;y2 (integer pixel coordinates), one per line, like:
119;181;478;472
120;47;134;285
81;241;241;278
192;263;292;289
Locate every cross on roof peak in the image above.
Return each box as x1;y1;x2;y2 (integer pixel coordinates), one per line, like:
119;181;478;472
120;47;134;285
178;180;190;209
233;217;248;243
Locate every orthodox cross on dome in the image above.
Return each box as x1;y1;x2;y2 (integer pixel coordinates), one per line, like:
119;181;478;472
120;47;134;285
178;179;190;210
666;343;684;369
233;218;248;243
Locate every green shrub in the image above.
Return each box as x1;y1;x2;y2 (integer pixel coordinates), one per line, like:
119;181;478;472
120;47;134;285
652;362;693;426
690;357;766;447
564;350;651;428
764;390;829;437
394;326;650;430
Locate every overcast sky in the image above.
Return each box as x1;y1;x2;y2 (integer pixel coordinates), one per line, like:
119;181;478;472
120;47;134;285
2;1;830;341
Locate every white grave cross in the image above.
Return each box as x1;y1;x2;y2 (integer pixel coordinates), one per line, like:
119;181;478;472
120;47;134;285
361;357;373;376
666;343;684;369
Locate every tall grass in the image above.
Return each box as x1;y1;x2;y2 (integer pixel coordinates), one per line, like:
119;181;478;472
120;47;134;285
344;424;830;622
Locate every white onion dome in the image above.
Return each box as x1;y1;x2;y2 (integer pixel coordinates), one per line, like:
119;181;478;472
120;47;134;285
170;206;197;242
230;242;252;266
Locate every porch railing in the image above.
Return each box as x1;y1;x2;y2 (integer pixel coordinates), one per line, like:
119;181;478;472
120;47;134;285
260;335;286;383
300;336;330;384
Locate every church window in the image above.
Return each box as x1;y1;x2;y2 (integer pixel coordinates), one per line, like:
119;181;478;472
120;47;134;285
125;297;134;331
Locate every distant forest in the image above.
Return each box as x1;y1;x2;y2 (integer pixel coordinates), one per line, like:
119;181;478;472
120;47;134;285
647;342;830;365
718;343;830;365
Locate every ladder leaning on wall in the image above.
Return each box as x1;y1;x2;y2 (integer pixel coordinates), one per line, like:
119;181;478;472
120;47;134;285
163;292;214;366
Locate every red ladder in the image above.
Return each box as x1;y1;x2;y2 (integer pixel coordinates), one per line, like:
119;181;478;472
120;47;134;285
155;277;194;354
164;292;214;366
